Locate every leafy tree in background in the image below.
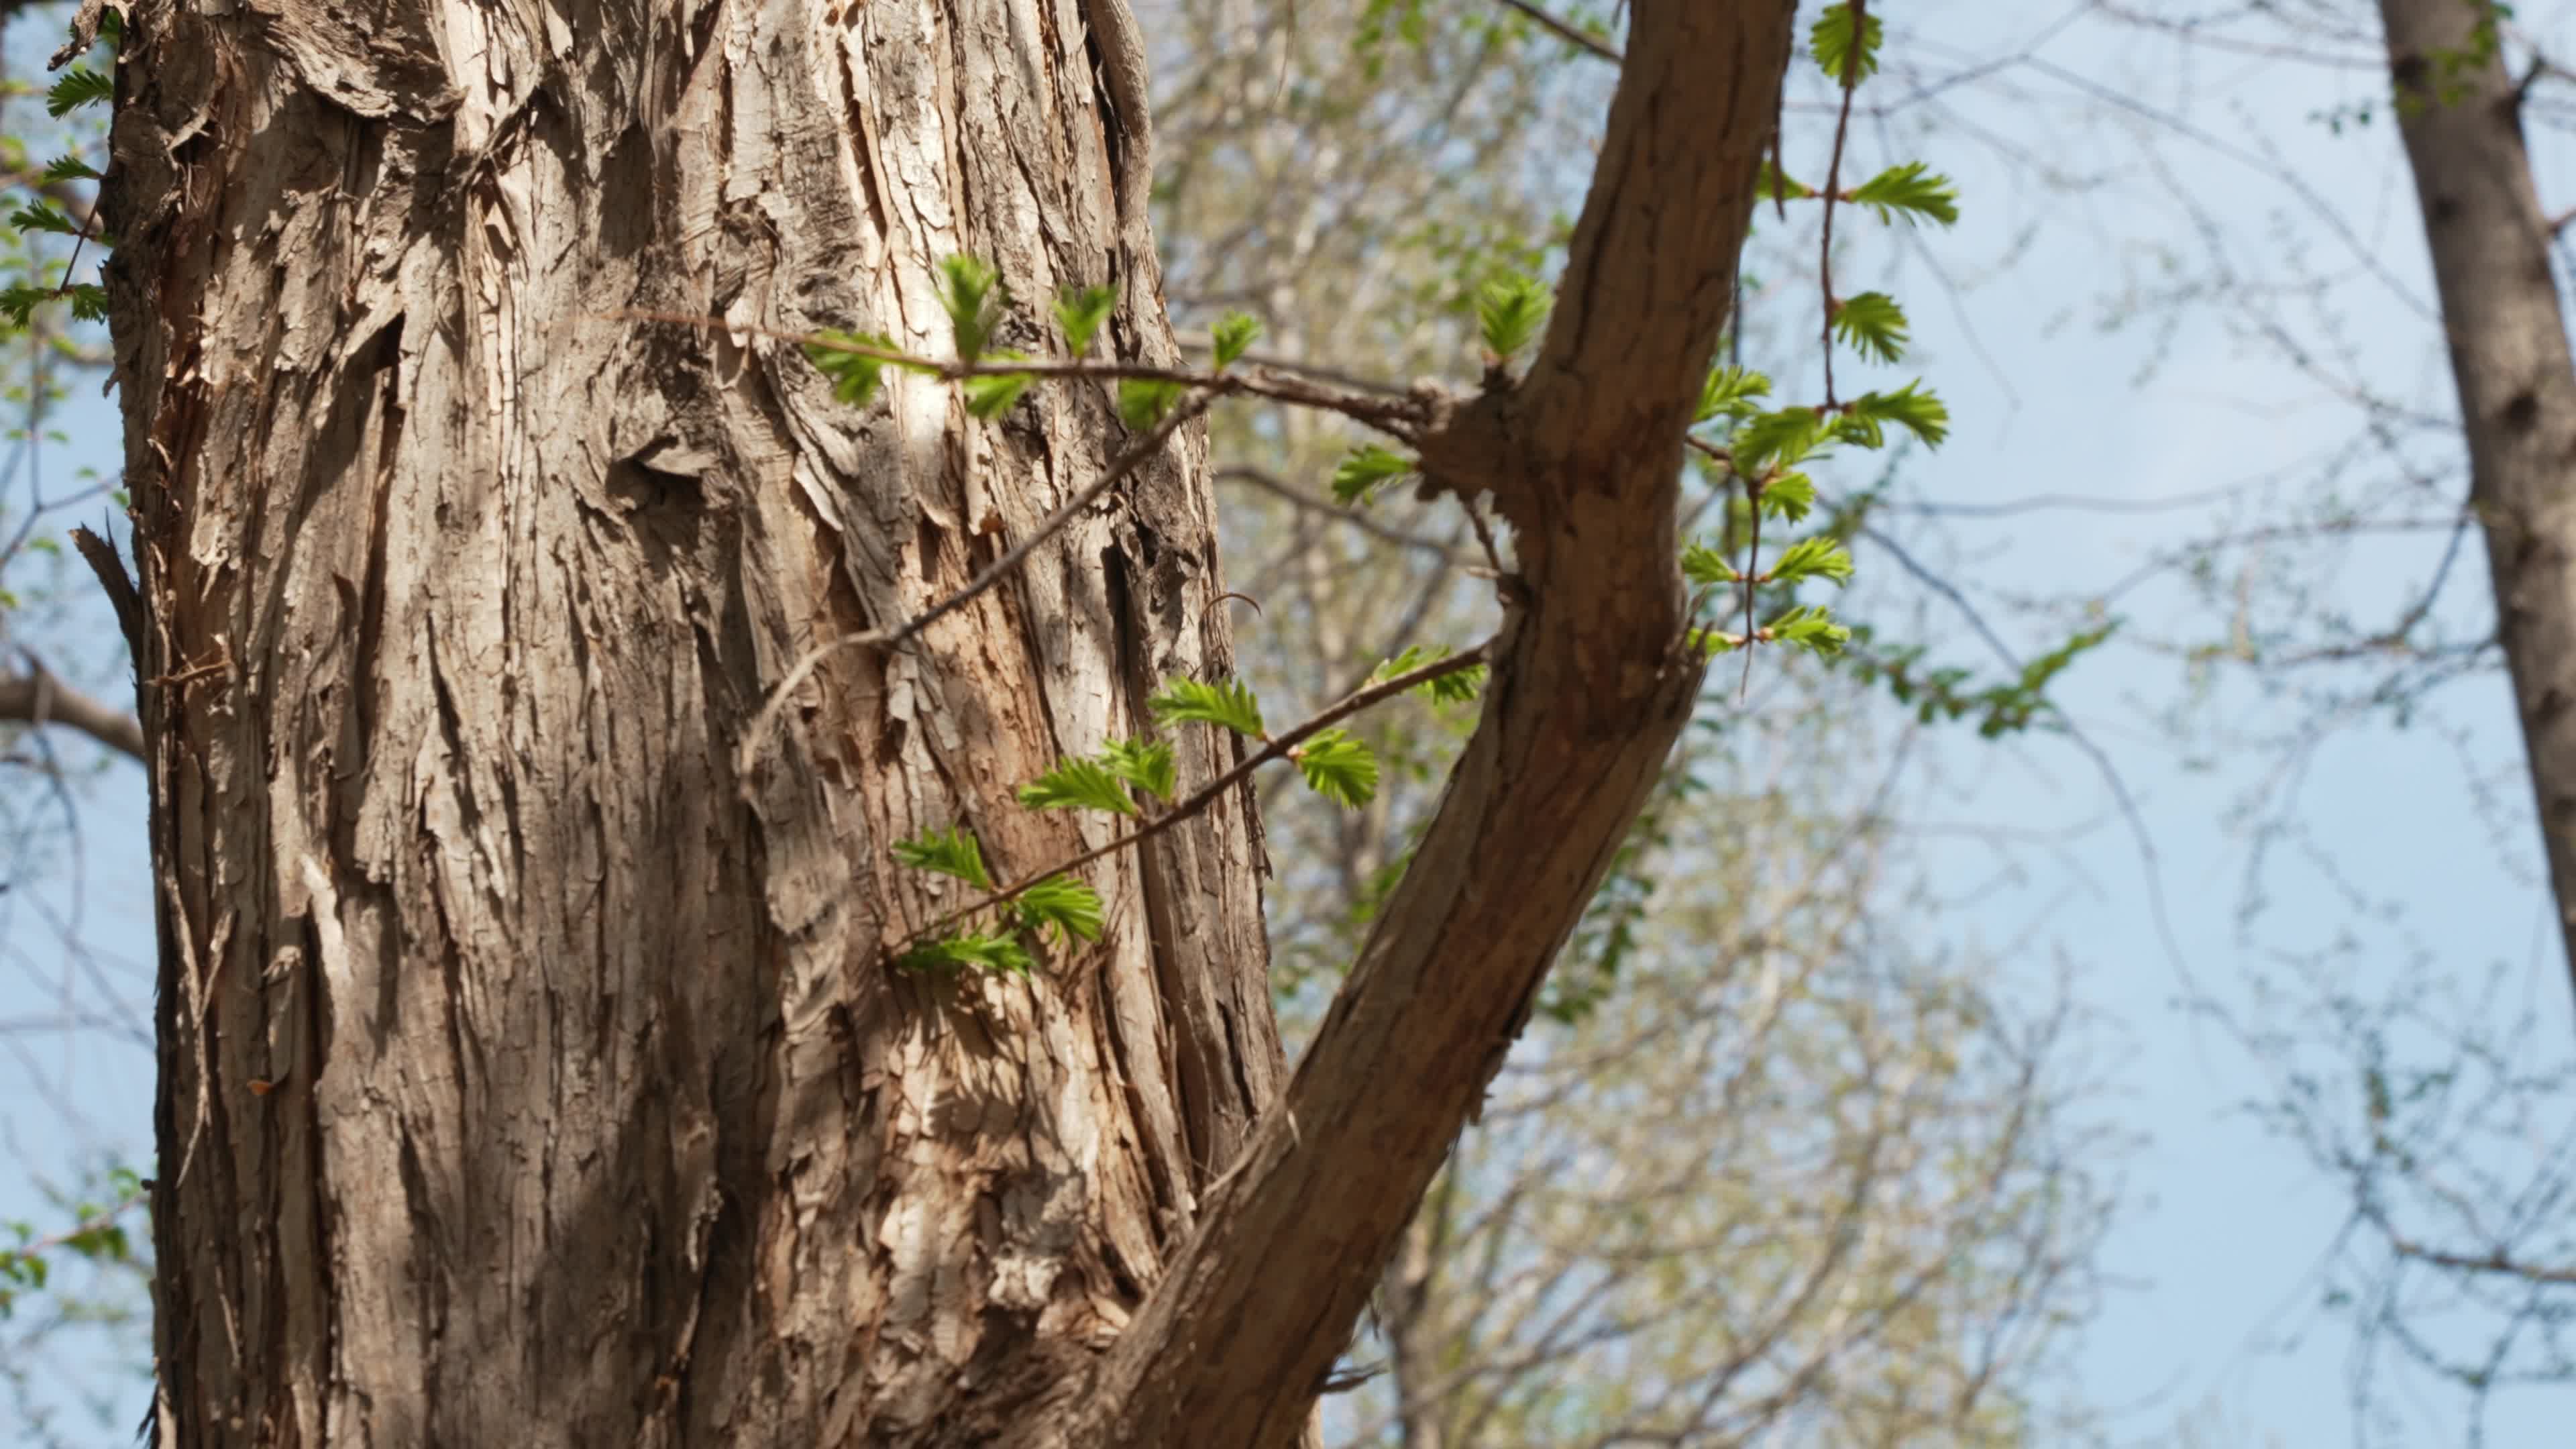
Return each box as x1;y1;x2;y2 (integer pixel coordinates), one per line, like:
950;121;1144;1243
0;9;152;1443
1774;0;2576;1438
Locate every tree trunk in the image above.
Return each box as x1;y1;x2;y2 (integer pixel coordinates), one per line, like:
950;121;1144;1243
109;0;1280;1442
2380;0;2576;1002
105;0;1794;1441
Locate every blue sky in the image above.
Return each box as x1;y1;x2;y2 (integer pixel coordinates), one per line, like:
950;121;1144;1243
8;1;2576;1444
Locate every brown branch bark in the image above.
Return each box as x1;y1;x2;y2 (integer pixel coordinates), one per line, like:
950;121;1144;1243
2379;0;2576;1006
0;654;144;761
1063;5;1798;1444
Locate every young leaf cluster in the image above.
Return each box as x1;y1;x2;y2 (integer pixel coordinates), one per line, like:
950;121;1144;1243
1150;676;1267;737
1476;272;1552;366
1292;729;1379;809
1018;737;1178;818
1;34;117;336
1372;645;1487;704
1672;10;1972;683
887;663;1438;972
891;822;1104;977
1811;2;1884;86
1332;445;1416;507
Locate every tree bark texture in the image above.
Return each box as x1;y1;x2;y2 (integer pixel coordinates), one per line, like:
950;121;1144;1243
109;0;1281;1442
2381;0;2576;1002
105;0;1797;1442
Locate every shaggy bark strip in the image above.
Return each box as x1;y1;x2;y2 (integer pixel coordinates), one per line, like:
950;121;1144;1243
1066;6;1799;1445
2380;0;2576;1002
106;0;1281;1443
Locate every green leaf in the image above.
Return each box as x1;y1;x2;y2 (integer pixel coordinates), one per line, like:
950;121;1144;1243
940;254;1005;362
1057;284;1118;358
46;68;112;118
1118;376;1185;429
9;203;80;239
1015;874;1106;948
1846;162;1962;227
1018;757;1138;816
893;824;994;890
1756;157;1816;205
1370;645;1487;703
1764;535;1856;588
1831;291;1909;364
1330;445;1416;506
64;284;107;324
42;154;100;184
806;331;902;408
1732;407;1830;474
962;362;1034;420
0;286;44;329
1149;676;1265;737
901;930;1036;976
1811;2;1883;85
1680;542;1738;588
1759;472;1817;524
1475;272;1552;364
1211;311;1262;369
1293;728;1379;808
1696;364;1772;423
1767;604;1851;657
1100;737;1177;800
1844;381;1950;448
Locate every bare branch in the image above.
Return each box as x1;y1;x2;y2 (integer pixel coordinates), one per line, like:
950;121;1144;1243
2385;1234;2576;1287
1486;0;1623;64
0;655;144;763
904;643;1493;947
1216;465;1477;566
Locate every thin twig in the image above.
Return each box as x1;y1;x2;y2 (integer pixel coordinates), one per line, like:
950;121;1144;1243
2384;1233;2576;1287
0;1188;144;1262
1817;0;1866;412
1485;0;1622;63
736;392;1216;784
608;310;1430;437
1172;334;1408;396
1463;497;1509;578
1216;465;1478;566
904;644;1492;947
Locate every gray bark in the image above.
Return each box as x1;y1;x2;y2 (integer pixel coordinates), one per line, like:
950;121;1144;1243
101;0;1794;1443
2380;0;2576;1004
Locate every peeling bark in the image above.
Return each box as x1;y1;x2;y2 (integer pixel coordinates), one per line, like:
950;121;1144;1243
109;0;1795;1442
2379;0;2576;1003
112;0;1276;1442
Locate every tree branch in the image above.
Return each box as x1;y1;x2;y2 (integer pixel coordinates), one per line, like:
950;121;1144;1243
0;654;144;763
903;645;1492;947
1486;0;1623;63
1059;5;1798;1445
2385;1232;2576;1287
